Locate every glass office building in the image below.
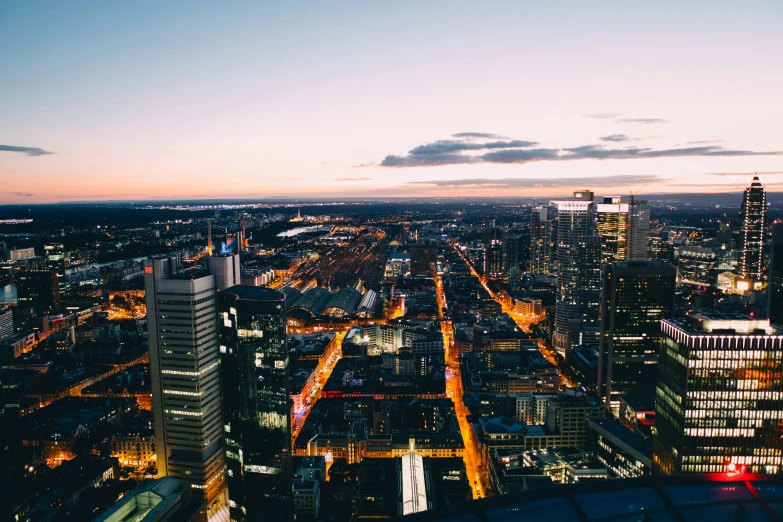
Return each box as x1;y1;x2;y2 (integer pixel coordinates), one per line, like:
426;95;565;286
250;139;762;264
655;313;783;475
218;286;291;522
597;261;676;410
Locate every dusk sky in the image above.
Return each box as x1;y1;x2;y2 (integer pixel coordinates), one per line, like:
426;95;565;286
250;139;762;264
2;1;782;203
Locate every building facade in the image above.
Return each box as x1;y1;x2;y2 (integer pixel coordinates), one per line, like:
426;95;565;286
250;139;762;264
597;261;676;410
218;286;291;522
654;314;783;474
595;197;629;264
768;223;783;327
552;192;596;355
627;199;650;261
144;255;228;520
529;206;555;276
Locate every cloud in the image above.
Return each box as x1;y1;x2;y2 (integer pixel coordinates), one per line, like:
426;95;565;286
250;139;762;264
377;133;783;168
600;134;630;142
408;174;663;188
9;191;35;197
584;113;619;119
707;170;783;177
408;139;537;156
0;145;54;156
615;118;668;124
451;132;508;139
332;177;372;181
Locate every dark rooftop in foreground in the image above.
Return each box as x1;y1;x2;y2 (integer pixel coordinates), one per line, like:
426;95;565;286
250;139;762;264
401;473;783;521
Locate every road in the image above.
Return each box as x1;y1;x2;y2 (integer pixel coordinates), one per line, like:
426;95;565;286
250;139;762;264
436;269;492;498
448;241;578;388
291;331;346;444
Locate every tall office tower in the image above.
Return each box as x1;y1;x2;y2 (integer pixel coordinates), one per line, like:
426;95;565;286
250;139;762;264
44;243;70;296
597;261;676;410
16;269;61;314
654;313;783;475
552;192;595;356
144;255;228;520
627;199;650;261
577;235;602;347
484;226;504;280
409;245;437;277
530;206;555;275
739;175;767;281
207;253;240;291
768;223;783;327
218;286;291;522
595;197;629;264
0;307;12;343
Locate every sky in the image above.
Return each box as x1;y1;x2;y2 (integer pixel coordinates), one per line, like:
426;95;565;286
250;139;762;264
1;0;783;203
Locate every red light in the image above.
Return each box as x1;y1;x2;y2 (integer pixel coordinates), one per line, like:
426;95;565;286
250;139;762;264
144;266;153;274
727;462;736;472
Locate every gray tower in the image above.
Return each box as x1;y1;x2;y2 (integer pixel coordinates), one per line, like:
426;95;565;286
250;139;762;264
144;255;228;520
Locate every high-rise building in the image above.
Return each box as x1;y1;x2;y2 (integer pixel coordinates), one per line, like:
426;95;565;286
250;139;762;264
595;197;629;264
0;307;12;343
409;245;437;277
552;192;596;355
577;235;602;348
739;175;767;281
768;223;783;327
44;243;69;295
529;206;555;276
218;286;291;522
207;253;240;291
484;227;504;280
597;261;676;410
144;255;228;520
627;199;650;261
16;269;60;314
654;313;783;474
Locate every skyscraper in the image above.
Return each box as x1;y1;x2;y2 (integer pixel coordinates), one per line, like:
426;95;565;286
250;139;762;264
44;243;68;295
16;269;61;314
552;191;596;355
409;245;437;277
578;235;602;347
654;313;783;475
529;206;555;276
218;286;291;522
595;197;629;264
597;261;676;410
484;226;504;280
768;223;783;327
627;199;650;261
144;255;228;520
740;175;767;281
207;252;240;291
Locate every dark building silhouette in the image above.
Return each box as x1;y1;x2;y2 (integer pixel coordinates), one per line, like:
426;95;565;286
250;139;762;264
768;223;783;327
16;269;61;314
597;261;676;410
218;286;291;522
484;226;504;280
410;245;437;277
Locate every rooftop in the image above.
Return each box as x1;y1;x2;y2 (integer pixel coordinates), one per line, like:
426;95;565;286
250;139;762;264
222;284;285;302
405;473;783;522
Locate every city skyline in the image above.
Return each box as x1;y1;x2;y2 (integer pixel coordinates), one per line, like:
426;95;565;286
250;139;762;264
2;1;783;203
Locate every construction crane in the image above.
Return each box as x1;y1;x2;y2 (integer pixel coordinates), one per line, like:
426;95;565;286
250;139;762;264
630;183;648;203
